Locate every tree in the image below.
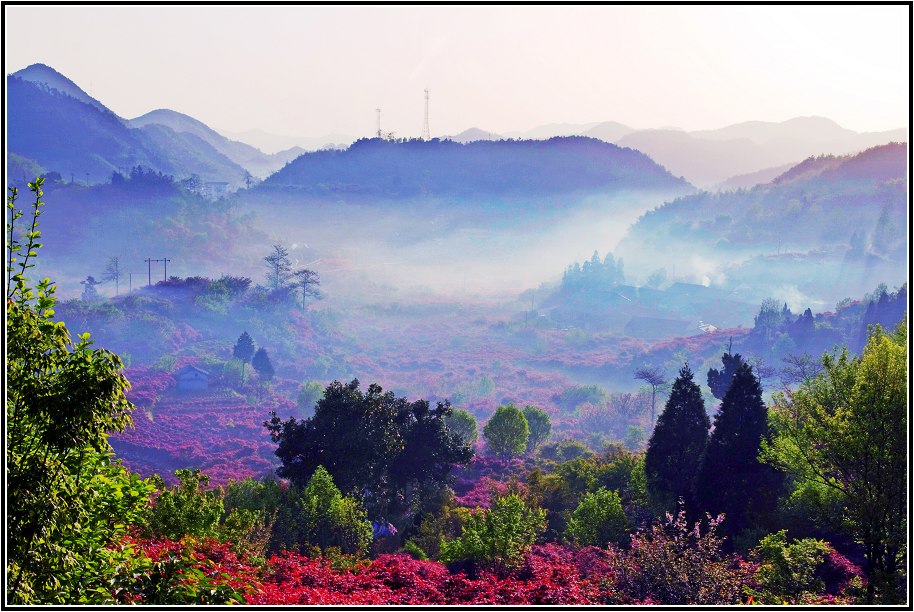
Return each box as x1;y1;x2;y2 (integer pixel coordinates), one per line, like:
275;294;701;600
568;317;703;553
251;346;274;382
762;322;907;603
445;409;478;446
80;274;102;301
522;405;551;452
292;268;321;311
748;530;831;604
103;256;122;295
146;469;224;541
232;331;256;386
706;346;745;400
644;365;710;513
266;379;473;522
634;365;666;426
565;487;629;547
7;180;155;603
440;493;546;570
779;352;823;388
483;404;529;458
296;466;373;557
264;244;292;291
693;363;781;542
296;380;324;419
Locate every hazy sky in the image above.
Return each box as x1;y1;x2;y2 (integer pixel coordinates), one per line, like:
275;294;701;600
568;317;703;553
5;5;909;139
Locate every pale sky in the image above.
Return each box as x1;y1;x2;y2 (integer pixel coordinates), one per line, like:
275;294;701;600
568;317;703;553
4;5;910;139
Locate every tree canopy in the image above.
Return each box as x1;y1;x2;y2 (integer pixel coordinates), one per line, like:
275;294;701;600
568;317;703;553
265;379;474;522
483;404;530;458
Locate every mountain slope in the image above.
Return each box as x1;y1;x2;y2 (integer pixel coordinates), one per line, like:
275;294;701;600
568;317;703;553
258;136;694;198
129;109;293;178
614;142;907;301
617;117;908;187
13;63;116;117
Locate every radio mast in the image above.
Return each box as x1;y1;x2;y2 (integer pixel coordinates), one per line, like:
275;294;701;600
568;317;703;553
421;89;430;141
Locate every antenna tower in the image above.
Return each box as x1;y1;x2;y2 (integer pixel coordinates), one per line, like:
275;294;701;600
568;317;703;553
421;88;430;141
376;108;382;138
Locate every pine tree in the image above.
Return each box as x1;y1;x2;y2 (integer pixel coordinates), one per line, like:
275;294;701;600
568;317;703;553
693;363;782;543
232;331;255;387
644;365;709;513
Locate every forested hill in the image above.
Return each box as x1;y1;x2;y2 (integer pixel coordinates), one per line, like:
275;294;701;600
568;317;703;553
258;136;694;198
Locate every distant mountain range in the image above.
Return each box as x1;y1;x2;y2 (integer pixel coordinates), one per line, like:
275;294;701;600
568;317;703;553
6;64;306;189
447;117;906;188
614;142;908;303
257;136;694;199
7;63;907;194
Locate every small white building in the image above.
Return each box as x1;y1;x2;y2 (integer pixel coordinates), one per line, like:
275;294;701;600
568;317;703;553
175;364;209;393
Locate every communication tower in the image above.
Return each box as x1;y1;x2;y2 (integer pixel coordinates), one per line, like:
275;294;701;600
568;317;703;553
421;89;430;141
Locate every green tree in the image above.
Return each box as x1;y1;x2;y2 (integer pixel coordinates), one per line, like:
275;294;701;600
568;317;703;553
232;331;255;386
296;466;373;557
445;408;478;446
440;493;546;570
146;469;224;541
644;365;710;513
251;346;275;382
693;363;781;542
762;322;907;603
523;405;551;452
565;487;629;547
748;530;832;604
296;380;324;419
266;379;473;522
483;404;530;458
707;348;745;400
7;180;155;603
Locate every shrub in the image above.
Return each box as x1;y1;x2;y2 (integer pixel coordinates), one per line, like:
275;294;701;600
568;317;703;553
748;530;831;604
565;488;629;547
440;493;546;570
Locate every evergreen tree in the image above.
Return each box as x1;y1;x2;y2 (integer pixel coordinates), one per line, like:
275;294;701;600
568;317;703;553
644;365;709;513
693;363;781;543
232;331;255;386
264;244;292;291
251;347;275;382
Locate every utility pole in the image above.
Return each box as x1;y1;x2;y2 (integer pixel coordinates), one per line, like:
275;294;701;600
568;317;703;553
145;258;153;286
162;257;171;282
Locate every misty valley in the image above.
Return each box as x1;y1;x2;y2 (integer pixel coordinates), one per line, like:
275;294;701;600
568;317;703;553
6;60;908;605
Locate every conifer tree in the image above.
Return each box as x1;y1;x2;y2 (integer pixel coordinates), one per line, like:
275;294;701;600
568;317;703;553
233;331;255;386
644;365;709;513
693;363;781;542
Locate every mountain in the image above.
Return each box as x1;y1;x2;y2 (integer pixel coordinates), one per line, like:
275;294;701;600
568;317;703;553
713;163;796;191
614;143;907;303
503;121;603;140
7;65;283;188
12;63;116;117
218;128;355;155
129;109;291;178
448;127;502;143
616;117;908;187
258;136;694;199
582;121;635;143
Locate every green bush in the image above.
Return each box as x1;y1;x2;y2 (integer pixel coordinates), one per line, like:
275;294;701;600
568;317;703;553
440;493;546;569
296;466;373;557
146;469;224;540
565;487;629;547
749;530;831;604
